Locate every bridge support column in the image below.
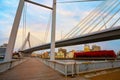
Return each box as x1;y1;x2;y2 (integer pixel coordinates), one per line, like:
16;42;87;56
4;0;25;61
50;0;56;61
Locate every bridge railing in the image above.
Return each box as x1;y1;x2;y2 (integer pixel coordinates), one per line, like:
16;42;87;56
38;58;120;76
0;58;27;73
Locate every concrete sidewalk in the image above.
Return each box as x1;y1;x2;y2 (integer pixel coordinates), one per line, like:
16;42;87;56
0;58;87;80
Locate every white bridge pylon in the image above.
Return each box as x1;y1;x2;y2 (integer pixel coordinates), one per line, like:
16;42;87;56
20;32;31;51
5;0;56;61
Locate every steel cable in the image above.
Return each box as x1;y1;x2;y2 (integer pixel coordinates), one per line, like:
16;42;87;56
72;0;117;37
63;0;106;39
87;0;120;33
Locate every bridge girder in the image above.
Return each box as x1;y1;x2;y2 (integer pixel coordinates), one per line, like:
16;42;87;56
22;26;120;53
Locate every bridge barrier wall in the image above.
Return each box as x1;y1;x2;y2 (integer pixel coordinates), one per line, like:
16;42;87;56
55;61;75;76
75;60;120;74
38;58;75;76
38;58;120;76
0;58;27;73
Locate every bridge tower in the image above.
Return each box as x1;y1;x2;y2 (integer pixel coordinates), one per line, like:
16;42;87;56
50;0;56;61
4;0;57;61
4;0;24;61
20;32;31;51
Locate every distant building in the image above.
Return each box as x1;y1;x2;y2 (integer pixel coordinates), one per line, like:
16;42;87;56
0;43;8;48
40;52;50;58
0;47;6;57
56;48;67;58
66;50;76;58
0;43;7;58
84;44;90;52
92;45;101;51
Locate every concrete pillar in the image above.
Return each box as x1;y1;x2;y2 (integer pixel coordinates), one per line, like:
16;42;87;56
50;0;56;61
4;0;25;61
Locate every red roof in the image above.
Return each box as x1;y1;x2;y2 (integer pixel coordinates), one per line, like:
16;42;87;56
74;50;116;58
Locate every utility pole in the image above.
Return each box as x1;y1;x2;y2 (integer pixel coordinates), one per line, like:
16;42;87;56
4;0;24;61
50;0;56;61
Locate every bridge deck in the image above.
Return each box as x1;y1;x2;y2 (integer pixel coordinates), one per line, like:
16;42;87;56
0;58;120;80
0;58;87;80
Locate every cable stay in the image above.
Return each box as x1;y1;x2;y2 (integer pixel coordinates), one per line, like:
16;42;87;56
44;12;52;43
73;0;117;36
64;0;120;39
87;1;120;33
82;0;120;34
57;0;105;4
98;3;120;31
19;2;27;50
87;0;120;33
64;0;111;39
63;0;106;39
110;16;120;28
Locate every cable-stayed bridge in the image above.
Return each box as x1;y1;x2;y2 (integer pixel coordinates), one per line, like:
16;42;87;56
4;0;119;61
1;0;119;61
1;0;120;79
22;26;120;53
19;0;120;54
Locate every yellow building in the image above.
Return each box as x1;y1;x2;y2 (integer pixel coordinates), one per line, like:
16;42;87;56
84;44;90;52
56;48;67;58
56;51;64;58
43;52;49;58
40;52;49;58
66;50;75;58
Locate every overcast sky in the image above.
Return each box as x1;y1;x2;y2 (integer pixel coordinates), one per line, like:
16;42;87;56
0;0;120;53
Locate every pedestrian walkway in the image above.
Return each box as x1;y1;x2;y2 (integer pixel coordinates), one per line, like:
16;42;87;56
1;58;119;80
0;58;87;80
